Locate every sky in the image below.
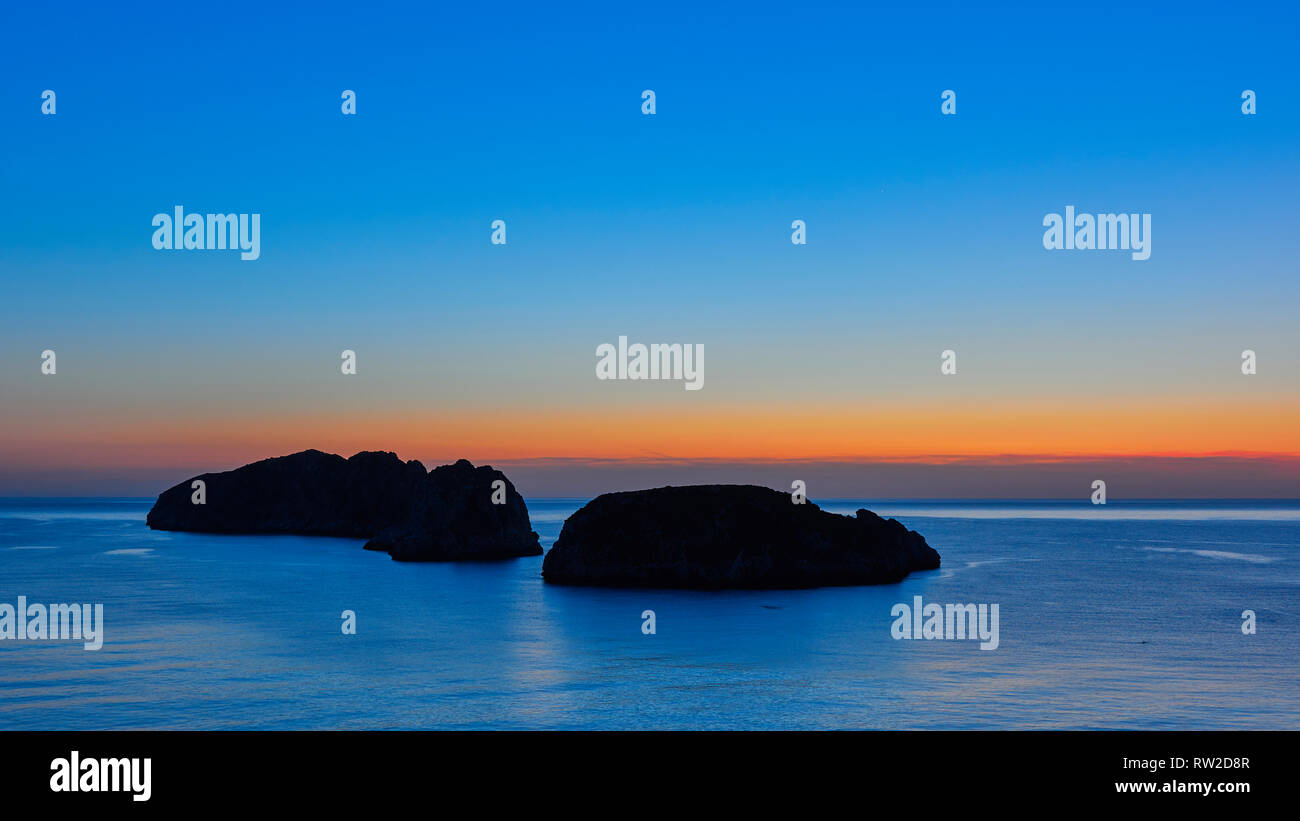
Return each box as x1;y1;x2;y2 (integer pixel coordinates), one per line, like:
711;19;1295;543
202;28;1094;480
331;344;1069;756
1;0;1298;497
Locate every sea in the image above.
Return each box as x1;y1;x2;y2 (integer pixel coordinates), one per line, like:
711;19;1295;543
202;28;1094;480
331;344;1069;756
1;498;1297;730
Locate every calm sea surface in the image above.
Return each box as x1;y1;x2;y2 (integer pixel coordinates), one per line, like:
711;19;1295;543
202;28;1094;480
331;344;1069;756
1;498;1297;729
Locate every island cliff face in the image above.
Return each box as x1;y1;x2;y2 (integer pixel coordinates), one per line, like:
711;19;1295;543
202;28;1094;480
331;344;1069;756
541;485;939;589
145;450;542;561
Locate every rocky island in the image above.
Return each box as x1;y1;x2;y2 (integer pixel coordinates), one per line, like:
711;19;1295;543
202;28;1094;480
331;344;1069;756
146;450;542;561
542;484;940;588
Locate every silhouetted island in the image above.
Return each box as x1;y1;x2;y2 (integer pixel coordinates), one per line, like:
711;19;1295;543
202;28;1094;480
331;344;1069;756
146;450;542;561
542;485;940;588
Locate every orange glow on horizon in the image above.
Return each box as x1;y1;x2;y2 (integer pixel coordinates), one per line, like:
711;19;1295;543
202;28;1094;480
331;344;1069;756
5;396;1300;470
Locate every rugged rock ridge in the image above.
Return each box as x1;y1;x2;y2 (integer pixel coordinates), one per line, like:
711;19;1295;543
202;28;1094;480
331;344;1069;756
145;449;542;561
542;484;939;588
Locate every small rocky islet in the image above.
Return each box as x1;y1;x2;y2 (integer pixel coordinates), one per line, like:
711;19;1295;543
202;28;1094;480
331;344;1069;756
145;449;541;561
542;484;940;589
146;450;940;587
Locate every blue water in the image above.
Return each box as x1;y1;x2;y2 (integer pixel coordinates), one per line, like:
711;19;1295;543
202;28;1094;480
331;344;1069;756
0;498;1297;729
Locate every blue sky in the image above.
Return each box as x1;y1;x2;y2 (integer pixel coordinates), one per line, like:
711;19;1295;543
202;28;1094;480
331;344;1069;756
1;1;1298;495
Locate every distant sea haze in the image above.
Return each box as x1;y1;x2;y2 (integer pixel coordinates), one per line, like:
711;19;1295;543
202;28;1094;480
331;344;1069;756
7;455;1300;499
0;498;1297;729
